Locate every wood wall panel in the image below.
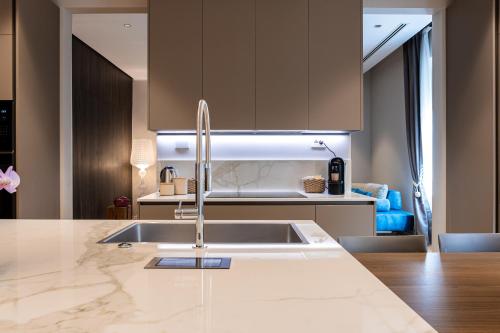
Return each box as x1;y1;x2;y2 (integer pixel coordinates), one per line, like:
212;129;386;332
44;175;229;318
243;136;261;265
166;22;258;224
446;0;496;232
73;36;132;219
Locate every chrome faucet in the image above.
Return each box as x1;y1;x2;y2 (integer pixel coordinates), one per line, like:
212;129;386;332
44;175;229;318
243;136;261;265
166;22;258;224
174;99;212;248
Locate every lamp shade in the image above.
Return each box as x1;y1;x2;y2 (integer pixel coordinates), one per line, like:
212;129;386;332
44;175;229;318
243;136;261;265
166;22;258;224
130;139;155;170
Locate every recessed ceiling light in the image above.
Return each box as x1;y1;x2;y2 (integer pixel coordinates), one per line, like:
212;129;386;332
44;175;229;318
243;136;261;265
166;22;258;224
123;24;132;28
374;24;382;28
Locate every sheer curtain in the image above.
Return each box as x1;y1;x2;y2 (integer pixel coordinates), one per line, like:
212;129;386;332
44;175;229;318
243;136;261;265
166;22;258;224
420;27;433;210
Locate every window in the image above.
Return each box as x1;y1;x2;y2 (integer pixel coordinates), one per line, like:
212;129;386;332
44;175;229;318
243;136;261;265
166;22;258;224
420;27;432;209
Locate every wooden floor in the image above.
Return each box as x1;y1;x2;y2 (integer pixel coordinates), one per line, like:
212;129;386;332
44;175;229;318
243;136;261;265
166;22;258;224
354;253;500;333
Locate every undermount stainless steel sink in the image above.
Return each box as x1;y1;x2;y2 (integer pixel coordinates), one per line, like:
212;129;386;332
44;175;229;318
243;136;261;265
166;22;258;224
98;223;308;244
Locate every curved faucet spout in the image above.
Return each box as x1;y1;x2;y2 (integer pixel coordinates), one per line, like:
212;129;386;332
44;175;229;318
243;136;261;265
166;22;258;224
175;99;212;248
197;99;212;192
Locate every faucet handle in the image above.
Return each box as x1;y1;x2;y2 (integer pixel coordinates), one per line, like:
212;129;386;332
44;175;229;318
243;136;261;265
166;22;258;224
205;163;212;191
174;201;198;220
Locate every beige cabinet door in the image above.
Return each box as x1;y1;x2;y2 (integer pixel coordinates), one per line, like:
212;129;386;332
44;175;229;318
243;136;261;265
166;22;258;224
139;204;197;220
205;204;315;220
315;205;375;239
149;0;202;131
308;0;362;131
140;204;315;220
0;0;12;34
203;0;255;130
255;0;308;130
0;35;12;100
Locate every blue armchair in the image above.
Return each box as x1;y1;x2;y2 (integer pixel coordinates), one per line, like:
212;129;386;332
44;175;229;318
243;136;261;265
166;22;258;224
376;190;414;234
352;186;414;234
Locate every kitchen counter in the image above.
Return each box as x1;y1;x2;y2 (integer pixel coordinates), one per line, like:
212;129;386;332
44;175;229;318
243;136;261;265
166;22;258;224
138;191;376;203
0;219;434;332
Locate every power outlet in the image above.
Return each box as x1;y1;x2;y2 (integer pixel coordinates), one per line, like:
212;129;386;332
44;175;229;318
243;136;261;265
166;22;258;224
311;139;325;150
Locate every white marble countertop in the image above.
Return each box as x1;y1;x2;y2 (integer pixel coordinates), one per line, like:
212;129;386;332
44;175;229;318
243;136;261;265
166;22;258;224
138;191;376;203
0;219;434;332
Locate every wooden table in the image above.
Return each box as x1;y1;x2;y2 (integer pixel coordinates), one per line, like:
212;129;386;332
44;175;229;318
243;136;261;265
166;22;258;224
354;253;500;333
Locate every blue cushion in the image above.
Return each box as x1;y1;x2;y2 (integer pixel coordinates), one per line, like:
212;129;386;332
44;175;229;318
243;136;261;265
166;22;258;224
352;188;372;197
387;190;403;210
375;198;391;212
376;210;414;233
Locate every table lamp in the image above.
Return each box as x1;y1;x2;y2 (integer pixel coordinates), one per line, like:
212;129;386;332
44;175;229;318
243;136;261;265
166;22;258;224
130;139;155;195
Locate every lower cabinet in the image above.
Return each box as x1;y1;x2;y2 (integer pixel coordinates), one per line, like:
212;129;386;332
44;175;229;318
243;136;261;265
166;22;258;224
138;203;375;238
315;205;375;239
139;205;180;220
139;204;314;220
205;205;315;220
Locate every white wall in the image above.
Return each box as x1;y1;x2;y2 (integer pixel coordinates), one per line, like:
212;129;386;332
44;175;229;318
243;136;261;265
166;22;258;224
131;80;157;216
351;74;372;182
369;48;413;211
352;48;413;211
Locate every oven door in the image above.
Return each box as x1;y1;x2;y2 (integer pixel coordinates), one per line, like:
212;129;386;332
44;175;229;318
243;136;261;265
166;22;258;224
0;101;13;153
0;153;15;218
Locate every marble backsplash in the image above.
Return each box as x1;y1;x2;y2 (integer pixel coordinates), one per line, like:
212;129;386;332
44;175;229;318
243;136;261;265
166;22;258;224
157;160;351;192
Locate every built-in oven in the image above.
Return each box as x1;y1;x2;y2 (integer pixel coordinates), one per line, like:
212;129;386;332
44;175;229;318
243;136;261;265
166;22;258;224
0;101;15;219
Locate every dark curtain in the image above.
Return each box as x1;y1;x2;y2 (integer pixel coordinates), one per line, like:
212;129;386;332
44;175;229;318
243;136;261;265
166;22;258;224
403;32;432;244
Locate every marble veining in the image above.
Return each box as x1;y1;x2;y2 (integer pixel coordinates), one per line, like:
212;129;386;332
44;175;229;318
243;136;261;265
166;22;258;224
157;159;351;192
0;219;435;332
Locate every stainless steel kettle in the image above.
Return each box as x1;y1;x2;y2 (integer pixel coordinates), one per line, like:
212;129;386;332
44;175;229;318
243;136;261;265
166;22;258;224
160;166;178;183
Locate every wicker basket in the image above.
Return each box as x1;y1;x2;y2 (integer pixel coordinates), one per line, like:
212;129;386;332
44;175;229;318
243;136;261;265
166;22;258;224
187;178;196;194
303;178;326;193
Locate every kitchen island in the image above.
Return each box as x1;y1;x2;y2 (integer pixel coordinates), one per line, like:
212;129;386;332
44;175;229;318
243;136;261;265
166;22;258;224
0;219;434;332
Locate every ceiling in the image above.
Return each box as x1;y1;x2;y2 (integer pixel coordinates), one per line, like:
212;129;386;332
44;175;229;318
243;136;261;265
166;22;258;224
363;13;432;72
72;13;147;80
72;12;431;81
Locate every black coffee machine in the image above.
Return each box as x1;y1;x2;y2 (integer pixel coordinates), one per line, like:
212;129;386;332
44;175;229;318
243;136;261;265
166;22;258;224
328;157;345;195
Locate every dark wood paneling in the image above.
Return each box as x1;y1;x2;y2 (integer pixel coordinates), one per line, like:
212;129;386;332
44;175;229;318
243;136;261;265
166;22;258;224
354;253;500;333
73;36;132;219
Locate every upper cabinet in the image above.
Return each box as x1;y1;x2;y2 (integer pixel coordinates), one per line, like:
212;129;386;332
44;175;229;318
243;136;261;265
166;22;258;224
0;35;13;100
309;0;362;130
0;0;13;34
149;0;202;131
203;0;255;130
255;0;308;130
149;0;362;131
0;0;13;100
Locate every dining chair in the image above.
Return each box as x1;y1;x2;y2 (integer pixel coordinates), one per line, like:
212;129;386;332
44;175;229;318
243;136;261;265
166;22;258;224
439;233;500;253
337;235;427;253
